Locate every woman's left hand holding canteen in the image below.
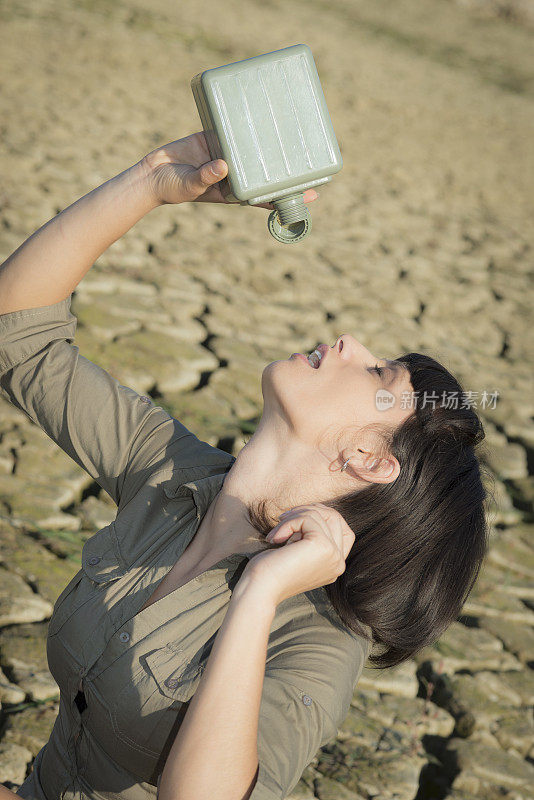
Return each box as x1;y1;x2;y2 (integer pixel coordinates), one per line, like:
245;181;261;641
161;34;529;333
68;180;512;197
139;131;318;209
241;503;356;608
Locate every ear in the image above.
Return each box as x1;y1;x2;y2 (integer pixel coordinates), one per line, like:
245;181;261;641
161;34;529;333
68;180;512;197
363;452;401;484
341;448;401;485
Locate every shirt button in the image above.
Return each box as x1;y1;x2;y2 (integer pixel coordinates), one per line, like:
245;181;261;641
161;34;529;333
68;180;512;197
140;395;151;404
164;677;179;689
302;695;313;706
119;632;130;643
87;556;101;565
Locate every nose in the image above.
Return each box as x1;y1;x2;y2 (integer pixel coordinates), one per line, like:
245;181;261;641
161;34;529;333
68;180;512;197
336;334;377;364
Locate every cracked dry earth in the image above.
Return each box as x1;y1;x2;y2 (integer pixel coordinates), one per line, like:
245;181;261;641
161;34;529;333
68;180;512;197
0;0;533;797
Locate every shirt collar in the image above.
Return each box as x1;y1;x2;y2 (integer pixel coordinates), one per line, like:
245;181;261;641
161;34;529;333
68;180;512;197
163;456;236;521
164;455;268;562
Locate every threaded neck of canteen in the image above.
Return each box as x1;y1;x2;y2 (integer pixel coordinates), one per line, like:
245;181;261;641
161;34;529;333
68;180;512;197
273;194;307;226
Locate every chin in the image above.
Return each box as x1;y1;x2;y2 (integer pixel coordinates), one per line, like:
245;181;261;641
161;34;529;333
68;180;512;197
261;359;308;422
261;360;279;399
261;357;296;393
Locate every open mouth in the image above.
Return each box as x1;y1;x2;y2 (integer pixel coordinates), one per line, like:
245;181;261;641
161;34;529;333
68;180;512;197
305;343;329;368
291;343;333;369
307;350;321;368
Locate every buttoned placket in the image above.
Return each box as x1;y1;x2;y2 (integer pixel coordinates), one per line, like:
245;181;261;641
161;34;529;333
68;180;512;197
69;555;242;753
69;464;247;766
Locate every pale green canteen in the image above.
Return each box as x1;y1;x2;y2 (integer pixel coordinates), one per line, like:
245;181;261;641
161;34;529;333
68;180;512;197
191;43;343;243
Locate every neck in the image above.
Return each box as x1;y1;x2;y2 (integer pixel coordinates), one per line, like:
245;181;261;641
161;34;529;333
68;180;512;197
195;415;329;559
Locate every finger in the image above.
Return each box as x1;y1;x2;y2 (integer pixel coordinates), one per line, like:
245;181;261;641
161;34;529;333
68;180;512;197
280;505;350;554
341;525;356;560
268;511;329;543
194;184;229;204
266;516;306;542
278;502;343;522
285;530;303;545
325;510;355;553
279;504;318;517
187;159;228;195
277;508;325;529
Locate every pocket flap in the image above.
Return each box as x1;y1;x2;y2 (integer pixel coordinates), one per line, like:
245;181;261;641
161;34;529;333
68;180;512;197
81;522;126;584
144;644;205;703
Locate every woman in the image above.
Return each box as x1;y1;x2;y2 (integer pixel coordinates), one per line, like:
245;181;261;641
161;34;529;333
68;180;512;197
0;133;488;800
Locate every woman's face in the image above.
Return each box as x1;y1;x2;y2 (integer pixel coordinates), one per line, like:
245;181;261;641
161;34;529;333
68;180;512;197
262;334;414;452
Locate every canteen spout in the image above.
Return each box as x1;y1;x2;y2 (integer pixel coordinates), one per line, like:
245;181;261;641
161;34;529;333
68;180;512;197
268;193;311;244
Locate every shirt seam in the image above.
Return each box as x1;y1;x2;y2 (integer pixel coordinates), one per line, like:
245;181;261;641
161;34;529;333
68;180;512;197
116;426;191;514
0;321;76;374
0;303;70;323
119;412;175;494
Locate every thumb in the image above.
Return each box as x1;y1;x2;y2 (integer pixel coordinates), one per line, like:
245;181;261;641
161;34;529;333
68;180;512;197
187;159;228;195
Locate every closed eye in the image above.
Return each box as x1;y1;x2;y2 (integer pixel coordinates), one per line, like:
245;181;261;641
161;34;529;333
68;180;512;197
372;364;384;377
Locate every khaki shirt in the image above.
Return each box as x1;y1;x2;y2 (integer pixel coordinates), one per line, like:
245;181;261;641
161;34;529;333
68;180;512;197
0;295;370;800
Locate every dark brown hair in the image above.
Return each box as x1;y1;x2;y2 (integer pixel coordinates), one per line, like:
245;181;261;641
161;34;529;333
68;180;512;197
247;353;490;669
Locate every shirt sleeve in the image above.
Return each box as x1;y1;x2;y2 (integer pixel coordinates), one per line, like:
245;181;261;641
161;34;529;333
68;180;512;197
0;294;197;509
248;608;370;799
248;674;337;799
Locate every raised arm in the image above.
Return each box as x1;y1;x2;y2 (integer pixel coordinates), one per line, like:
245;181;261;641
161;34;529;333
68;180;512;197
0;136;237;511
0;133;235;314
0;129;318;315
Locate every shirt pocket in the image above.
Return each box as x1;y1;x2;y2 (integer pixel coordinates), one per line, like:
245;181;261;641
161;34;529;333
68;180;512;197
145;642;206;703
47;523;124;638
108;644;205;758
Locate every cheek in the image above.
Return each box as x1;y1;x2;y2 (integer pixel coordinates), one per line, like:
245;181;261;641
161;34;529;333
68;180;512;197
300;383;355;442
334;380;381;429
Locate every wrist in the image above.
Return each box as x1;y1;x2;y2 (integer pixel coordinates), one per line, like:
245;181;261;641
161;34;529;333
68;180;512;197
130;157;164;211
231;569;277;620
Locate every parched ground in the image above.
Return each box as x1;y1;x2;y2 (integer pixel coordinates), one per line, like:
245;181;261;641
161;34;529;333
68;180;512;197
0;0;533;797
